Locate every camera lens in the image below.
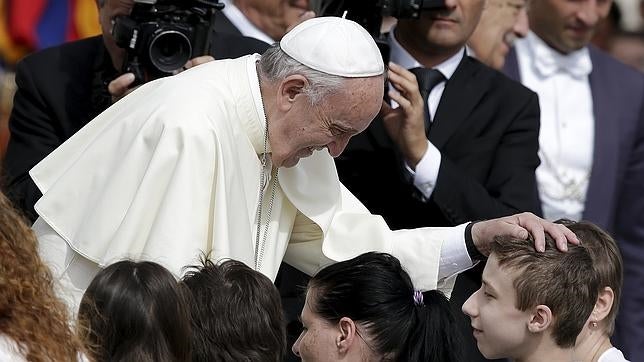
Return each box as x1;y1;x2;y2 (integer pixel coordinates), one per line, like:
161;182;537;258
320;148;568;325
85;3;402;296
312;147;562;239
148;30;192;73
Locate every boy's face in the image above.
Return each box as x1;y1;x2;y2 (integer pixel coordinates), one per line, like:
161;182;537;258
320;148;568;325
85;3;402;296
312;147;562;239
462;254;533;359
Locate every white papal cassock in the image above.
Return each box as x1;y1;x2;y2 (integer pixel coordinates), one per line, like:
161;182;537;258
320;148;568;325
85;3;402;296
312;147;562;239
30;55;469;311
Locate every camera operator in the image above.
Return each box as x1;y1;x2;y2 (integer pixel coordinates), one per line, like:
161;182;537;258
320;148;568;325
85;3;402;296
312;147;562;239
333;1;542;361
2;0;269;222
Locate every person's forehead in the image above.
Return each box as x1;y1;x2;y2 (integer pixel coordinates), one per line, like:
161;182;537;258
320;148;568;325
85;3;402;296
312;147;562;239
483;254;519;293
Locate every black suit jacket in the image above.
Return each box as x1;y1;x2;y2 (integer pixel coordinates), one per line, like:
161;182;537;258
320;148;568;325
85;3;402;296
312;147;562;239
2;33;268;221
336;54;541;362
337;55;541;228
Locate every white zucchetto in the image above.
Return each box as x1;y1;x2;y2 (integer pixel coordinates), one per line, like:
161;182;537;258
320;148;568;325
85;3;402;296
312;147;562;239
279;16;385;78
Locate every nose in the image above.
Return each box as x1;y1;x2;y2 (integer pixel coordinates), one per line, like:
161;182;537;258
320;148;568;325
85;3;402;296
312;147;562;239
442;0;458;9
462;290;479;318
290;0;309;10
514;8;529;38
576;1;602;27
292;334;302;357
326;136;352;157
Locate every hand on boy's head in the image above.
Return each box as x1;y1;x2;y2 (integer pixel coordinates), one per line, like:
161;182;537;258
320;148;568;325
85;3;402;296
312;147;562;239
472;212;581;256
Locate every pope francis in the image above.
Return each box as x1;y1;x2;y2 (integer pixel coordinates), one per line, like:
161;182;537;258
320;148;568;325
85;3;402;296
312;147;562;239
30;17;577;311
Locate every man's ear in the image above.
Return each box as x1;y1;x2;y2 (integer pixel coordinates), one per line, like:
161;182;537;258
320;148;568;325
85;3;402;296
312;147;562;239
336;317;358;354
593;286;615;323
276;74;309;111
527;304;553;333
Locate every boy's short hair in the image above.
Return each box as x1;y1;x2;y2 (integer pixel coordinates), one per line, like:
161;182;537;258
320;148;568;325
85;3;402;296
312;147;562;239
181;258;286;362
491;232;600;347
557;220;623;335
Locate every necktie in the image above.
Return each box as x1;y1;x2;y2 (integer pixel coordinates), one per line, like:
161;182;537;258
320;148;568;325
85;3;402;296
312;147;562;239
409;67;445;134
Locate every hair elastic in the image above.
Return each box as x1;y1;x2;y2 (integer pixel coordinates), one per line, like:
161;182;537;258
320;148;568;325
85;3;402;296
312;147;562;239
413;290;424;306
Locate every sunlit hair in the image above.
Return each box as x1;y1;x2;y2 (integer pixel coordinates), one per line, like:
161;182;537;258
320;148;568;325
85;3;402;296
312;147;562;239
0;191;85;361
258;43;345;104
307;252;461;362
181;257;286;362
491;231;600;347
557;219;623;336
78;260;192;362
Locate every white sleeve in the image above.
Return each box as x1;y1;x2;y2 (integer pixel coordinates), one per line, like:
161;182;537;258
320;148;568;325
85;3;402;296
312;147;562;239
404;140;442;199
287;184;474;293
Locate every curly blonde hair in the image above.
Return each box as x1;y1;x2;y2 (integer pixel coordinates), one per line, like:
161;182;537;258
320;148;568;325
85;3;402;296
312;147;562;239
0;192;85;361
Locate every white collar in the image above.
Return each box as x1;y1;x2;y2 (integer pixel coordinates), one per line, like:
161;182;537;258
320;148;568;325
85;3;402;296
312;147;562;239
524;31;592;78
221;0;276;45
388;26;463;80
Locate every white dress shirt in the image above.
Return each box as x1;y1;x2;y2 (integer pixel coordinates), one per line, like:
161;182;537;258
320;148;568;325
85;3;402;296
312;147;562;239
220;0;276;44
388;28;464;199
598;347;630;362
515;32;594;221
388;28;472;271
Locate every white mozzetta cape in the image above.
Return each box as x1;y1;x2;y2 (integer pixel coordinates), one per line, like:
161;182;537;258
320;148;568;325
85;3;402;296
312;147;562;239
30;55;461;291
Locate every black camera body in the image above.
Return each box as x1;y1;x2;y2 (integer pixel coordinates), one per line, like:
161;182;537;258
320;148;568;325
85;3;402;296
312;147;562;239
316;0;446;64
112;0;223;85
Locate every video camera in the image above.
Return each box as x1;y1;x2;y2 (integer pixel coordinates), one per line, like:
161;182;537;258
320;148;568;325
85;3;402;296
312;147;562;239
112;0;224;85
315;0;446;63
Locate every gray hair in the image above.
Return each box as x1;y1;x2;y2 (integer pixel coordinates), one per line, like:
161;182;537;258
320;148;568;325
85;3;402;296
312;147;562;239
258;43;345;105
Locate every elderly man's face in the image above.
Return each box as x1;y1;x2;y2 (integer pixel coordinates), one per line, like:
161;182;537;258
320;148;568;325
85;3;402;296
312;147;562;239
396;0;485;55
236;0;309;40
468;0;529;69
269;76;384;168
98;0;134;70
529;0;612;54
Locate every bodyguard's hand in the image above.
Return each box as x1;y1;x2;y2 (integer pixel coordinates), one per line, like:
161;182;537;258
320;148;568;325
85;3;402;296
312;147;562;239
381;62;428;168
471;212;580;256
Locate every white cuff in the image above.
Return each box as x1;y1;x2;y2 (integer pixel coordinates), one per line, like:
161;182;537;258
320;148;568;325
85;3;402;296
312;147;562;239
438;223;474;280
405;140;442;199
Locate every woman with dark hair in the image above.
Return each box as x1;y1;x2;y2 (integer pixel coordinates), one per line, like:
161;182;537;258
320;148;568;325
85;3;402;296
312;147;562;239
0;191;86;361
292;252;461;361
78;260;191;362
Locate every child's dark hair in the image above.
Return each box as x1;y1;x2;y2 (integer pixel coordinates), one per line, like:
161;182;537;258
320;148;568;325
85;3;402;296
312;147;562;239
181;258;286;362
78;260;191;362
308;252;462;361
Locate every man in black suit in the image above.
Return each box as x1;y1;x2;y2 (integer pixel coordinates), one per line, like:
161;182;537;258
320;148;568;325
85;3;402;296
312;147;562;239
2;0;268;222
335;1;541;360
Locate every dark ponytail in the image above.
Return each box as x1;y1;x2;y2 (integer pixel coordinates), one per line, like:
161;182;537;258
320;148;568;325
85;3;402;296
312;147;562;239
308;252;461;362
405;290;462;362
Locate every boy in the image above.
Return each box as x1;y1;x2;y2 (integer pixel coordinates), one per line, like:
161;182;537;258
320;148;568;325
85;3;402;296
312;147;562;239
463;226;600;361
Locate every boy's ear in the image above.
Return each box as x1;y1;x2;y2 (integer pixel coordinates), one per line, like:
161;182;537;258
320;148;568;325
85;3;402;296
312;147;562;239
336;317;358;354
527;304;553;333
590;286;614;327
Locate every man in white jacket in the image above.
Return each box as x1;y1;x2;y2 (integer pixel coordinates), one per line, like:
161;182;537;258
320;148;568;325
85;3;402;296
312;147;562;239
31;17;577;312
